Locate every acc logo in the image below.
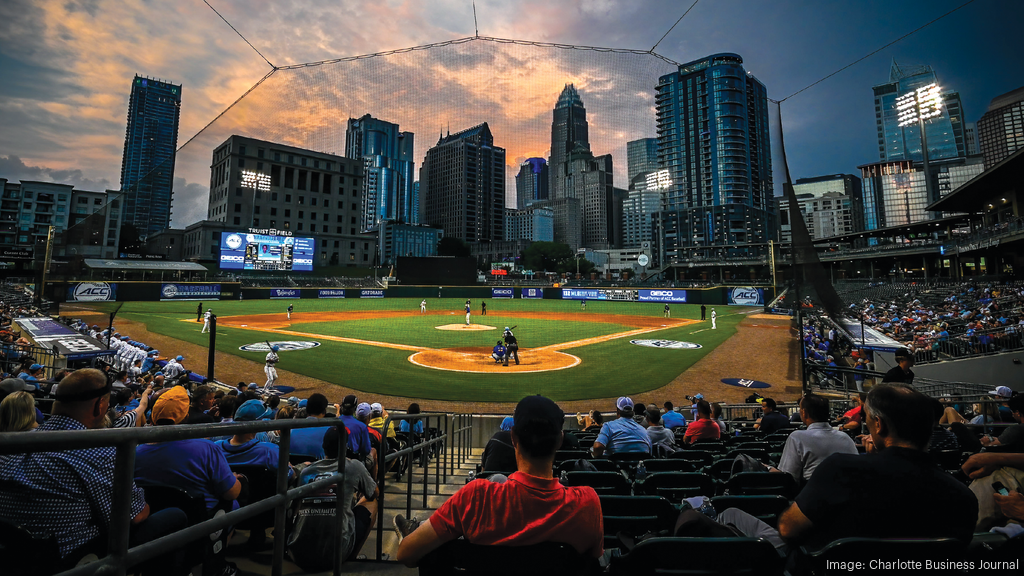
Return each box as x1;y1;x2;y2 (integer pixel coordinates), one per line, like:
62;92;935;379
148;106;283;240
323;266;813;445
731;287;761;305
161;284;178;298
225;234;244;250
239;341;321;352
73;282;112;302
721;377;771;389
630;339;702;349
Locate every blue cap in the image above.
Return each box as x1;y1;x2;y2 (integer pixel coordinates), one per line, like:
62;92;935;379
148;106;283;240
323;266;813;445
155;371;164;376
298;399;308;408
121;336;129;341
271;345;279;352
176;355;183;361
234;399;267;422
499;416;514;431
29;364;44;371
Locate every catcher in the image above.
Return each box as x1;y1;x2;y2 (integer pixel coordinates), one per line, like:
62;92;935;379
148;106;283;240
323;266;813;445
502;327;520;366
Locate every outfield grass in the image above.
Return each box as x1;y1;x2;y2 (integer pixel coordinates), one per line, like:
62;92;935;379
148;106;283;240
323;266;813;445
99;298;752;402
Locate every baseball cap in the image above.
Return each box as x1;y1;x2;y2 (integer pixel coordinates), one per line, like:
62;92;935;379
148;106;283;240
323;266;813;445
616;396;634;411
272;345;279;352
0;378;35;395
176;355;184;361
342;394;358;408
247;383;259;390
989;386;1013;399
151;386;189;425
499;416;514;431
287;396;299;406
29;364;43;372
147;351;157;356
298;399;308;408
370;402;383;414
234;399;267;422
513;395;564;433
356;402;372;419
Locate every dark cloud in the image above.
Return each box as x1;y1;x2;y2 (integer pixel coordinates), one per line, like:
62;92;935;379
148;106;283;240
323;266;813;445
171;177;209;226
0;154;112;190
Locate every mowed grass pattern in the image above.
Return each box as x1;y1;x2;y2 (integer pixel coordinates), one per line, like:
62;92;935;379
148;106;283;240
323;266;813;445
101;298;752;402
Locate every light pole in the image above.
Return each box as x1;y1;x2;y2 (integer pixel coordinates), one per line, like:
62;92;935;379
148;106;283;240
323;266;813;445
240;169;271;228
897;83;943;214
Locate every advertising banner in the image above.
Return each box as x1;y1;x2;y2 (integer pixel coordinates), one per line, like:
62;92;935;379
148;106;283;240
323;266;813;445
638;289;687;303
727;286;764;306
491;288;514;299
521;287;544;299
160;283;222;301
0;246;34;260
270;288;301;299
360;289;385;299
561;288;606;301
13;318;114;360
67;282;117;302
317;289;346;299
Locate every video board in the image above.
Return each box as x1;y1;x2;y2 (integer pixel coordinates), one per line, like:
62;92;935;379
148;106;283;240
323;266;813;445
219;232;315;272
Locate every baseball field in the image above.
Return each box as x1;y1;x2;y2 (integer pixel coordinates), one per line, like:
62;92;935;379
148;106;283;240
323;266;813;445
62;297;798;407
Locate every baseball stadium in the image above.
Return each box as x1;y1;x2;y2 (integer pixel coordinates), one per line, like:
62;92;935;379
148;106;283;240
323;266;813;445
2;1;1024;576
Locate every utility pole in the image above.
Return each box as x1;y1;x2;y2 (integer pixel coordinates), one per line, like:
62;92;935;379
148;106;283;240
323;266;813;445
38;225;55;308
207;313;217;382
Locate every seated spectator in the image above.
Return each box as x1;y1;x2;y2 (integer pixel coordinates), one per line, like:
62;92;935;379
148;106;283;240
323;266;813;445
290;393;339;460
111;384;153;429
754;397;790;434
683;400;720;444
18;363;44;390
660;402;687;429
834;392;867;432
768;393;857;482
186;384;217;424
396;394;603;566
592;397;652;457
216;399;292;477
644;404;676;454
0;369;186;565
990;386;1015;422
575;410;603;432
399;403;424;435
927;398;959;454
481;416;517;473
963;451;1024;530
981;394;1024;450
337;394;374;463
368;402;397;439
0;390;38;432
711;402;728;435
880;348;915;384
135;386;243;512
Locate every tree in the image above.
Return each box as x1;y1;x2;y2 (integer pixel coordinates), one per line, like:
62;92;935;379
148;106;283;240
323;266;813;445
522;241;573;272
437;236;471;257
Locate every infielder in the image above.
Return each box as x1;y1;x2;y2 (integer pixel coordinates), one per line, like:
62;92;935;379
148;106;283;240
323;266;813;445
711;308;717;329
287;304;294;319
201;309;212;333
420;299;427;313
503;327;520;366
580;299;586;310
264;345;280;392
465;300;471;326
664;303;670;318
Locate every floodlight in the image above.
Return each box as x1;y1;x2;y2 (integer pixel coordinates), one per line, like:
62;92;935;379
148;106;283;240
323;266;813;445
240;169;271;192
896;83;943;128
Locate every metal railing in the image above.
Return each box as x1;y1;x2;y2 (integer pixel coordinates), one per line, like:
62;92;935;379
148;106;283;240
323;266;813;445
0;417;353;576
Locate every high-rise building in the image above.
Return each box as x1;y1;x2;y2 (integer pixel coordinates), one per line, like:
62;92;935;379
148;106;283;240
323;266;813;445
549;84;589;201
515;158;549;209
205;135;373;267
622;171;669;248
505;206;554;242
421;123;506;244
653;53;775;262
873;61;966;163
964;122;979;156
380;222;442;264
0;180;73;251
859;156;984;229
626;138;659;182
977;86;1024;168
120;75;181;239
344;114;416;231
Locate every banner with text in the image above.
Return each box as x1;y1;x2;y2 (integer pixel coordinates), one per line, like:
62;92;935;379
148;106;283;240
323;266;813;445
521;287;544;299
561;288;606;301
491;288;514;299
638;289;687;303
360;289;385;299
270;289;301;299
727;287;764;306
317;289;346;299
67;282;117;302
160;283;222;301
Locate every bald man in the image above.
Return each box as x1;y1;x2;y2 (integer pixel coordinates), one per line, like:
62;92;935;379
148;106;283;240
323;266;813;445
0;369;187;565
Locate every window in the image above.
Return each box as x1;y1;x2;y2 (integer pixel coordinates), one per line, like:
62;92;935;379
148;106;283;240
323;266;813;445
233;216;241;225
298;171;307;191
58;194;67;201
77;197;88;204
258;148;265;158
321;251;327;260
349;253;355;261
253;218;259;226
235;188;243;197
24;191;32;198
94;198;102;205
23;202;31;209
271;192;278;201
350;241;355;249
323;214;328;221
311;212;317;220
363;254;368;262
322;225;328;232
351;228;356;234
285;209;291;217
337;215;343;222
238;158;245;168
336;227;342;233
274;152;281;161
301;158;307;167
334;240;340;248
254;206;260;214
351;216;356;224
270;207;277;215
313;160;319;169
323;174;332;192
285;167;294;188
363;242;369;250
285;194;292;202
298;211;304;219
299;196;305;205
323;200;329;208
257;162;263;170
288;155;294;164
298;223;303;231
311;197;317;206
239;145;246;155
234;204;241;212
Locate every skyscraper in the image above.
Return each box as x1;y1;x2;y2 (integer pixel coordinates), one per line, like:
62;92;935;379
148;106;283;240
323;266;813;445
977;86;1024;168
120;75;181;238
653;53;774;262
549;84;589;200
515;158;549;209
873;61;966;163
626;138;659;182
345;114;416;230
421;123;506;243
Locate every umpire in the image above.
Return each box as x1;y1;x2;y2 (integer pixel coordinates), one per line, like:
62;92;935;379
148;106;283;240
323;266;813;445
502;327;519;366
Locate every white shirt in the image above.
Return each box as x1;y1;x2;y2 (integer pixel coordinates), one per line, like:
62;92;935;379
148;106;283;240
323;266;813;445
776;422;859;481
266;352;279;366
204;311;212;320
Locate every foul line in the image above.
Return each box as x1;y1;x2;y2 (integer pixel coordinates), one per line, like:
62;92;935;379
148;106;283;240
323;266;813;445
206;320;429;352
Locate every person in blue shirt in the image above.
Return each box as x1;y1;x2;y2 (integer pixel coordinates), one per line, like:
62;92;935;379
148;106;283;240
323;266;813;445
217;399;294;478
18;364;44;390
398;403;425;435
290;393;341;460
140;351;157;374
491;341;507;363
660;402;687;429
591;396;652;457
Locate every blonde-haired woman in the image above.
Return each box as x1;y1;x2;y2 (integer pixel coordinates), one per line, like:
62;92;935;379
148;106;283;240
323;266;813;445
0;391;39;432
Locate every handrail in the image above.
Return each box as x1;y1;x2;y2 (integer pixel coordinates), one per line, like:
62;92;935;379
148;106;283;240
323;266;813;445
0;416;350;576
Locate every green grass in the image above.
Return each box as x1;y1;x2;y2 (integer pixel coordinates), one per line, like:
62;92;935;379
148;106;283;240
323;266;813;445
102;298;752;402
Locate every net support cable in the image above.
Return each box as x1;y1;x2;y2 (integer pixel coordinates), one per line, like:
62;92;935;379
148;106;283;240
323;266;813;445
650;0;701;53
202;0;276;69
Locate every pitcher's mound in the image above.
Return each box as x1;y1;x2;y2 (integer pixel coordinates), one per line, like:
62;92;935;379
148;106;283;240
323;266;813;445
409;347;581;373
435;324;496;331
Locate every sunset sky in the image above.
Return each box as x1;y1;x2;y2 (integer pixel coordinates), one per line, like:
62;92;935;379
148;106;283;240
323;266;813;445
1;0;1021;227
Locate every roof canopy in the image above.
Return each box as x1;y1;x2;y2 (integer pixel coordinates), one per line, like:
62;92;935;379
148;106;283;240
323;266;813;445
926;148;1024;213
83;259;208;271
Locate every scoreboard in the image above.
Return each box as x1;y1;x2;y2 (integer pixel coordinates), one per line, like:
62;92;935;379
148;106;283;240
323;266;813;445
219;232;315;272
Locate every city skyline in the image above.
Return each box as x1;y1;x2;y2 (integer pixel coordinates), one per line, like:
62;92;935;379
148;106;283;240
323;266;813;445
1;0;1022;231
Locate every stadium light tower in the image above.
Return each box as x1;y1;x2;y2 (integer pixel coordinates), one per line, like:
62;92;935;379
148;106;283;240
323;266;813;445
241;169;271;228
896;83;943;216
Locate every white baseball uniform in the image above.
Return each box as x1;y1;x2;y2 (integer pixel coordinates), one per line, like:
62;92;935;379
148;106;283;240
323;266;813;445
711;309;717;329
264;351;280;389
163;359;183;379
421;300;426;313
202;310;212;333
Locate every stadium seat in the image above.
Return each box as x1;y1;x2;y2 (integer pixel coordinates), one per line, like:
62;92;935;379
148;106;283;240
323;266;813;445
599;495;679;552
562;471;632;495
289;453;319;466
418;539;600;576
230;464;278;532
705;459;735;483
725;448;771;464
711;495;790;528
0;517;67;576
609;452;651;465
635;472;715;502
554;449;592;463
557;459;617;475
135;480;232;574
685;440;725;453
798;538;964;576
608;537;784;575
933;449;961;471
725;472;798;500
643;459;696;473
667;450;713;468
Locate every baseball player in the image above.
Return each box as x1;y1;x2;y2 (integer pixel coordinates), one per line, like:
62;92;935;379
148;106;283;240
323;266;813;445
465;300;471;326
287;304;294;320
502;327;520;366
420;299;427;314
711;308;717;329
201;309;212;333
196;303;203;322
164;355;185;379
264;345;280;392
491;340;507;363
580;299;586;310
664;303;670;318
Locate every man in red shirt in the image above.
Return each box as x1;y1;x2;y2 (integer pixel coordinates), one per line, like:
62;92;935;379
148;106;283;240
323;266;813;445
396;395;604;566
683;400;721;444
